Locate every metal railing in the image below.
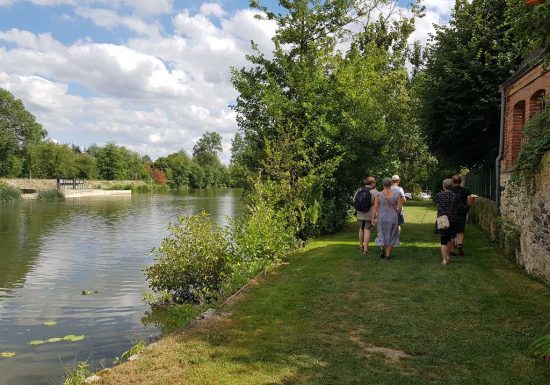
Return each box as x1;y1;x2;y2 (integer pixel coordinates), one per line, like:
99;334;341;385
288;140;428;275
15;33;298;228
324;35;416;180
56;178;85;190
465;163;496;201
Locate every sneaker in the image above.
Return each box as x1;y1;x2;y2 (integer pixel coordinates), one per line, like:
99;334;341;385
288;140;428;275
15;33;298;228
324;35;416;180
456;244;464;256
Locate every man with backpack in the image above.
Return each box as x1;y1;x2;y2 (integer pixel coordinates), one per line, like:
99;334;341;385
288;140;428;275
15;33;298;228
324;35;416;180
450;174;473;256
353;177;378;254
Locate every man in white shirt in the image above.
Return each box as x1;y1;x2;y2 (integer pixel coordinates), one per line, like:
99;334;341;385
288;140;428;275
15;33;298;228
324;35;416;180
391;175;406;235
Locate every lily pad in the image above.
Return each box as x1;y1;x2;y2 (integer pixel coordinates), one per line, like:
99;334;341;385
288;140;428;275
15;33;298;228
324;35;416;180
29;340;46;345
81;290;99;295
63;335;86;342
47;337;63;343
43;321;58;326
0;352;16;358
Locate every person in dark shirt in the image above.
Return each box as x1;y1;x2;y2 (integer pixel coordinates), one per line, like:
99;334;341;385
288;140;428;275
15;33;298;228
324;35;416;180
450;175;473;256
434;179;459;265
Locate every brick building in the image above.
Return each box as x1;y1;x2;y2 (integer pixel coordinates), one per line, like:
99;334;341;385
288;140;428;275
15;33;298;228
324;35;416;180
500;49;549;171
497;49;550;281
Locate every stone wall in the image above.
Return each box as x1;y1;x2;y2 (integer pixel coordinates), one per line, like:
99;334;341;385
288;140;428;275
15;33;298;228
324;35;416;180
0;178;146;191
500;150;550;281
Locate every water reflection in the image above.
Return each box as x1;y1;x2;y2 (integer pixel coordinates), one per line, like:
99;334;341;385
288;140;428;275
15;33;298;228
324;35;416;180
0;189;241;385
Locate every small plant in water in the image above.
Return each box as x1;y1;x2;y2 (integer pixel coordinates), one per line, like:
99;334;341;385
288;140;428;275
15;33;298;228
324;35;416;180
62;361;91;385
121;339;146;359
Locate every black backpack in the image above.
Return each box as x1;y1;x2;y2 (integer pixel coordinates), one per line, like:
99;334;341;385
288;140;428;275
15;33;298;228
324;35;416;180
353;187;373;212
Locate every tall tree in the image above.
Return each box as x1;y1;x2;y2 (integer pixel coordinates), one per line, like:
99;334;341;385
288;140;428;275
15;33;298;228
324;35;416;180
232;0;428;236
0;88;47;177
192;131;223;166
417;0;522;167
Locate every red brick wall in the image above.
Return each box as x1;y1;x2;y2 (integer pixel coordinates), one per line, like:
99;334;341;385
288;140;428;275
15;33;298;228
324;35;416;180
502;65;550;171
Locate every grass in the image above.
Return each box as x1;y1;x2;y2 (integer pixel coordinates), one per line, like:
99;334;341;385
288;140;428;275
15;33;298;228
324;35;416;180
96;202;549;385
0;182;21;202
37;189;64;200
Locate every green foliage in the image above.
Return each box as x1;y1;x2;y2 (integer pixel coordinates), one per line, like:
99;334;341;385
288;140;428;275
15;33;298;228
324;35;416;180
0;182;21;202
510;105;550;191
121;339;146;360
507;0;550;55
193;131;223;166
468;197;500;241
145;188;297;306
416;0;523;168
145;212;232;304
0;87;47;177
37;189;64;200
469;197;521;261
229;187;297;270
531;322;550;360
142;303;198;334
62;361;91;385
231;0;432;237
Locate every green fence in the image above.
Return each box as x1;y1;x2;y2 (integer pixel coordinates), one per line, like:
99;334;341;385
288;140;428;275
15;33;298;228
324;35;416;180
465;163;496;201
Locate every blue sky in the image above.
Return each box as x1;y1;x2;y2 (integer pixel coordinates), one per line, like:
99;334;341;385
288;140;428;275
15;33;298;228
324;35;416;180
0;0;454;162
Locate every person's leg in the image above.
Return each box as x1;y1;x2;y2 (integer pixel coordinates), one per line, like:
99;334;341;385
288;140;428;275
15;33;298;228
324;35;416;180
363;227;371;253
440;233;450;264
385;245;393;258
455;217;466;255
440;244;448;264
358;221;364;249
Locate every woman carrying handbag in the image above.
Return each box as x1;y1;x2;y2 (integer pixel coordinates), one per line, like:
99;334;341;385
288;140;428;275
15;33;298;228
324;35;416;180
434;179;458;265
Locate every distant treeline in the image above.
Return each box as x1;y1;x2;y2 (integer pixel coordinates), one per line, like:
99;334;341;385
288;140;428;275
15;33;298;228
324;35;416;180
0;87;243;189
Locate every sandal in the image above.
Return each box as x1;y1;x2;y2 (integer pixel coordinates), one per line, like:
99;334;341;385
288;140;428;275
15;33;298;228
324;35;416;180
363;249;369;254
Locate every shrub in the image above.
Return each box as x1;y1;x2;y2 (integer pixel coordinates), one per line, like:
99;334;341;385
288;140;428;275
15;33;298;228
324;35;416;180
37;189;64;200
0;182;21;202
229;198;296;273
145;212;231;304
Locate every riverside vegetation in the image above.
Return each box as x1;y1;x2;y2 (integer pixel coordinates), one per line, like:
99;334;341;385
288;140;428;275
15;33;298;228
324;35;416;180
92;202;550;385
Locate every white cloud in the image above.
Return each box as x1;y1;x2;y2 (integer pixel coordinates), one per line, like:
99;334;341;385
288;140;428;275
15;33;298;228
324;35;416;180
423;0;455;17
75;7;161;36
199;2;225;18
0;0;173;15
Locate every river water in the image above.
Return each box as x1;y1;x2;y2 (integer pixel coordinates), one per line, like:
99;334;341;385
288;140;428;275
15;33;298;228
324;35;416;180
0;190;242;385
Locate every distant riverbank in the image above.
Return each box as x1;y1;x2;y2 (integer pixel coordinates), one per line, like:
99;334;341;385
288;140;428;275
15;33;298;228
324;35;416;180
0;178;147;192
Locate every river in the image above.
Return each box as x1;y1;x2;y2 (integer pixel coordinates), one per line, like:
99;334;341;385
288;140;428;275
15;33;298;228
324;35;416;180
0;190;242;385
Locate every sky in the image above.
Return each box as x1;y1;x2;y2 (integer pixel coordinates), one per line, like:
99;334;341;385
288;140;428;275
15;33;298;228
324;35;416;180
0;0;455;163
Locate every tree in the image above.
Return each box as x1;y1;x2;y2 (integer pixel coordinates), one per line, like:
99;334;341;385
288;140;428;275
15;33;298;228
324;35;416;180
416;0;523;167
507;0;550;56
192;132;223;166
231;0;428;236
28;141;78;178
0;87;47;177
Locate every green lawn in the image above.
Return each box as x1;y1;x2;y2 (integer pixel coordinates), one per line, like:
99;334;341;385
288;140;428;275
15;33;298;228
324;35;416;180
99;201;549;385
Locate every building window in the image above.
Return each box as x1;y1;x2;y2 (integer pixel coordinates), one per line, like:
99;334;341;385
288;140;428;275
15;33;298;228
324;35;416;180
510;100;525;164
529;89;546;119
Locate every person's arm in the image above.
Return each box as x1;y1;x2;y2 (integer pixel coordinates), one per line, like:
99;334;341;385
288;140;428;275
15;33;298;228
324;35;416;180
397;196;404;213
467;193;474;208
400;187;406;202
371;196;379;224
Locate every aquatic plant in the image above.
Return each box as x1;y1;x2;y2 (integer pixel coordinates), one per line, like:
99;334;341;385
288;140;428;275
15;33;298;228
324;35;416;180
0;182;21;202
37;189;64;200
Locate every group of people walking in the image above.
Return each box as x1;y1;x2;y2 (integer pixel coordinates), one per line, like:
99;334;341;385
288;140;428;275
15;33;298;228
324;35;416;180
353;174;472;264
354;175;406;259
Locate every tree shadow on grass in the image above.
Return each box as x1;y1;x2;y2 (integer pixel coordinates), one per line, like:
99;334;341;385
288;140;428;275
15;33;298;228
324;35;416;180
177;216;550;385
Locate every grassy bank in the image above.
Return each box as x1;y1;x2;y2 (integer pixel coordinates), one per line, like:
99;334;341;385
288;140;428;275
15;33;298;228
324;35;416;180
96;201;549;385
0;182;21;202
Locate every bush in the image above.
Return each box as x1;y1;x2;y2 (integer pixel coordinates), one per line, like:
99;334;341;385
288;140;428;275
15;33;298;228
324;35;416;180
37;189;64;200
229;198;296;273
145;212;232;304
0;182;21;202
